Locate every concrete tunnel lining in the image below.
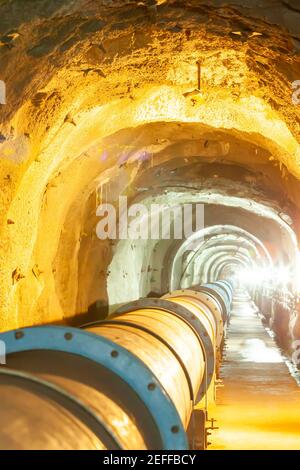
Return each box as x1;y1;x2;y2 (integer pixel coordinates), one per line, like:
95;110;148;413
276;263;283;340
1;0;300;452
1;0;300;329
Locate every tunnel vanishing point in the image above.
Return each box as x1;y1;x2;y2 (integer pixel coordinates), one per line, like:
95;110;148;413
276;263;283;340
1;0;300;451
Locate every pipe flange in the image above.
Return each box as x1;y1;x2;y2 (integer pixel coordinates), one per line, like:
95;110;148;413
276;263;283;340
0;326;188;450
112;298;215;403
88;318;195;404
164;289;223;349
213;281;232;306
193;286;228;322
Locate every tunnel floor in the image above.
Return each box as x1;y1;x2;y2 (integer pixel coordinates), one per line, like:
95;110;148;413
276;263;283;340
210;290;300;450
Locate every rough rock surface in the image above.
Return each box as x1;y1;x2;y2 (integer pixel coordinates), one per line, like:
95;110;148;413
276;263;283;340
0;0;299;330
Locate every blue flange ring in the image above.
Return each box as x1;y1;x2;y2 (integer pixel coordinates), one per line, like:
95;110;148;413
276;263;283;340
112;297;215;403
0;326;188;450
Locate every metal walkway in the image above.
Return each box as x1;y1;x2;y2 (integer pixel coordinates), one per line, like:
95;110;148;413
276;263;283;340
210;290;300;450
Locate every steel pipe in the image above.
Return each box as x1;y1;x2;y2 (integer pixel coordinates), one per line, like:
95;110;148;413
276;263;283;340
164;289;224;350
0;281;232;450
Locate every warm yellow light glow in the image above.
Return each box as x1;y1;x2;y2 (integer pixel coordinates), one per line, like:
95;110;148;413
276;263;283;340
1;67;300;330
236;266;291;288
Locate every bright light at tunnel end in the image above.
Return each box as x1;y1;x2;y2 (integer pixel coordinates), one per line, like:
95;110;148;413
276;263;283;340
235;266;292;288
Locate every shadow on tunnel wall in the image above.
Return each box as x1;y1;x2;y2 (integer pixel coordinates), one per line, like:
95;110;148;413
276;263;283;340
69;301;110;327
70;291;163;327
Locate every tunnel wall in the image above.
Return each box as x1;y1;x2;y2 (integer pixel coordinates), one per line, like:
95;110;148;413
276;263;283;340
0;0;300;331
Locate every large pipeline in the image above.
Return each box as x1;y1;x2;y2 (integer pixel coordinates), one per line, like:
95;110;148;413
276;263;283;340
0;281;232;450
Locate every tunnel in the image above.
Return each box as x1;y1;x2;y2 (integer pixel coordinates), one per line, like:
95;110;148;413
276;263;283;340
0;0;300;452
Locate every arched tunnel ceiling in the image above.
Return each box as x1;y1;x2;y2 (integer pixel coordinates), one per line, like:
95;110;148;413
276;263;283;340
0;0;300;330
106;189;297;309
181;234;262;283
